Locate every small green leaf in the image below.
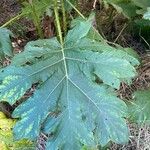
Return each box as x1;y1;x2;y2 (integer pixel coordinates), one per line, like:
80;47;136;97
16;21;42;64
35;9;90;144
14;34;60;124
143;7;150;20
128;89;150;124
0;28;13;59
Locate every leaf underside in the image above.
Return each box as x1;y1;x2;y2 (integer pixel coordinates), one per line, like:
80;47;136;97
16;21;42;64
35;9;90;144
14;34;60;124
0;19;139;150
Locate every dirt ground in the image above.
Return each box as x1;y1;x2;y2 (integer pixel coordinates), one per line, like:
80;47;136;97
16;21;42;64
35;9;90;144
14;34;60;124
0;0;21;25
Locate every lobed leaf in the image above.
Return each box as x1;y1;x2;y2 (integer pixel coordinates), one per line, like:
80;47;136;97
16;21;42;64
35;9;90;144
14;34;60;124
0;19;139;149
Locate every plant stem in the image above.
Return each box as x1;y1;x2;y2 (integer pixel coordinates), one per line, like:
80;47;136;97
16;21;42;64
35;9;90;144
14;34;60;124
29;1;43;39
54;0;68;78
0;13;23;28
54;0;63;45
66;0;85;19
61;0;67;35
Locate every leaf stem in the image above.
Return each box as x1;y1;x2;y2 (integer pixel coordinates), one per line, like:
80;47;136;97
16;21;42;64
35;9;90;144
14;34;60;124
53;0;68;78
61;0;67;35
54;0;63;45
66;0;85;19
0;13;23;28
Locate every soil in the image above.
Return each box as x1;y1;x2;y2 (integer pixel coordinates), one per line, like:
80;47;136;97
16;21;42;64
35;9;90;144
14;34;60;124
0;0;150;150
0;0;21;26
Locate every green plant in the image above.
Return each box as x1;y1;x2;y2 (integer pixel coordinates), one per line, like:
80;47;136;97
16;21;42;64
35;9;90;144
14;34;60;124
128;89;150;125
0;112;35;150
102;0;150;19
1;0;77;38
0;28;13;62
0;0;53;38
0;0;143;149
0;2;140;150
103;0;138;18
101;0;150;47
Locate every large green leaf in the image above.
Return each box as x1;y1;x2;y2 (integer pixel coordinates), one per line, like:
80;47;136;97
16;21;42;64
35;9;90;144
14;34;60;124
128;89;150;124
0;19;139;149
0;28;13;59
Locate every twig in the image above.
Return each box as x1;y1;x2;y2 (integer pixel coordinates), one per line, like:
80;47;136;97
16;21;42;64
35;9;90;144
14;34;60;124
114;23;127;43
93;0;97;10
140;35;150;49
0;13;23;28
